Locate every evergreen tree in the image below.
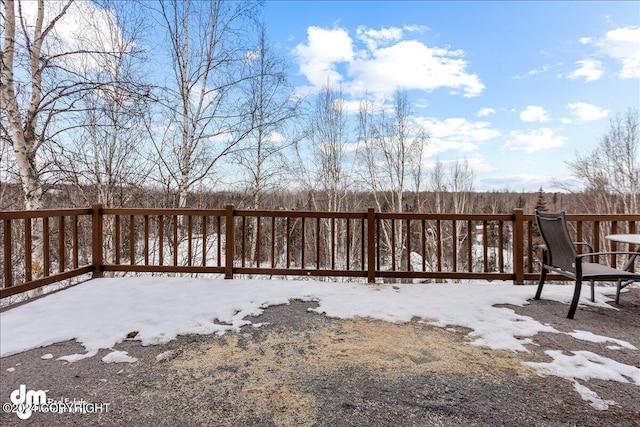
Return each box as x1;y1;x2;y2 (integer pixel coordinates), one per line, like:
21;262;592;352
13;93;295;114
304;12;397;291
534;187;548;212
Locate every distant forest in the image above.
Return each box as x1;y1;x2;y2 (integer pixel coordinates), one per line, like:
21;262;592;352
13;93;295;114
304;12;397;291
0;182;618;215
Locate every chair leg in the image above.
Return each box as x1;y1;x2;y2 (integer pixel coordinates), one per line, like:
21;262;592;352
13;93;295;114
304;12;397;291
567;278;582;319
590;280;595;302
535;267;547;300
616;279;622;305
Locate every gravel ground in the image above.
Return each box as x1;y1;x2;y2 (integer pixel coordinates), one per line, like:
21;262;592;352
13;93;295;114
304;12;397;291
1;287;639;427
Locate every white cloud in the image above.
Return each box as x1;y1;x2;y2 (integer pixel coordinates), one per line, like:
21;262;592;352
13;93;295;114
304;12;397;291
266;131;285;144
514;64;551;79
568;59;604;82
19;1;127;74
446;156;496;173
403;24;430;33
520;106;551;123
500;128;566;153
356;25;403;50
477;107;496;117
293;26;354;87
566;102;609;122
598;27;640;79
417;117;501;156
293;25;484;99
527;64;551;76
349;40;484;97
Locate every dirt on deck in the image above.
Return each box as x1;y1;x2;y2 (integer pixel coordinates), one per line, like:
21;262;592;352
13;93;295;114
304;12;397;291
1;287;639;427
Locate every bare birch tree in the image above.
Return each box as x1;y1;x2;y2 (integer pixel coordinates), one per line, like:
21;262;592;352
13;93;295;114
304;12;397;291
566;108;639;214
52;1;152;208
358;89;429;271
291;81;353;214
233;24;300;265
152;0;260;209
428;159;475;272
1;0;136;288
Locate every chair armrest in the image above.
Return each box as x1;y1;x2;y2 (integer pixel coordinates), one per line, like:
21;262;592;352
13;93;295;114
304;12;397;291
576;251;639;269
573;241;594;253
576;251;639;258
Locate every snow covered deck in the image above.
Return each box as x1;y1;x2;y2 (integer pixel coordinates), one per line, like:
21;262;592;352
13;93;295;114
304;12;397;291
1;277;638;411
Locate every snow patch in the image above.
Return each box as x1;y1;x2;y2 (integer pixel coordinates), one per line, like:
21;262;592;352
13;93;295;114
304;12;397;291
102;350;138;364
567;330;637;350
572;381;617;411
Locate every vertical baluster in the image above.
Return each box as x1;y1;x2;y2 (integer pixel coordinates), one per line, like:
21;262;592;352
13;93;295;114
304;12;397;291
316;217;320;269
43;217;50;277
202;216;207;267
241;216;246;267
301;217;305;268
360;217;365;271
406;219;411;272
114;215;120;265
58;216;66;272
187;215;192;267
391;219;396;271
3;219;12;287
436;220;442;272
129;215;135;265
257;216;261;268
467;220;472;273
144;215;150;266
421;219;426;272
158;216;164;266
271;217;276;268
452;220;457;272
331;218;335;270
498;221;504;272
72;216;79;269
217;216;221;268
483;220;488;273
25;218;32;282
345;219;351;270
286;217;291;269
173;215;178;266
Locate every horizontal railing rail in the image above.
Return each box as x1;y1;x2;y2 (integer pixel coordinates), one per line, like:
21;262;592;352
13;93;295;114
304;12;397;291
1;204;638;299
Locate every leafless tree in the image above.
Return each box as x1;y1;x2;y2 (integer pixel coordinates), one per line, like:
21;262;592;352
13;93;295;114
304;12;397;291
428;159;475;272
42;1;154;264
359;90;429;212
233;24;301;265
565;109;639;214
1;0;138;288
151;0;261;209
290;80;353;214
358;89;429;271
51;1;152;209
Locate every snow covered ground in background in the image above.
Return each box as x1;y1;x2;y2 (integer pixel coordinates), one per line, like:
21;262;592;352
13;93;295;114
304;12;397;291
1;277;638;410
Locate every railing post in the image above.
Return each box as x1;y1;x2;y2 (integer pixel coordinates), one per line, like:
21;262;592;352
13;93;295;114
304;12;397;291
92;203;104;278
367;208;375;283
513;208;524;285
3;218;13;288
225;204;234;279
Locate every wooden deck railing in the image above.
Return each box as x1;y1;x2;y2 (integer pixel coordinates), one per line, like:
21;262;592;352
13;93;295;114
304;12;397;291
1;204;638;299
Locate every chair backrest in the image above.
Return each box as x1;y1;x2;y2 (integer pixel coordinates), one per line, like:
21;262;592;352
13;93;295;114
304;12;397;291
535;211;577;273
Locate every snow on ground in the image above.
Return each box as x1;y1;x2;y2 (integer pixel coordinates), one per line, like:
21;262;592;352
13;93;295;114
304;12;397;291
1;277;638;410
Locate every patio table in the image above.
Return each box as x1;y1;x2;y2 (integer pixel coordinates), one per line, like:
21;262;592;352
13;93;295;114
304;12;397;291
605;234;640;271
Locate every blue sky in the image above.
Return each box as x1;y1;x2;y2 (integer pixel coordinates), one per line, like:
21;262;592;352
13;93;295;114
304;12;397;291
262;1;640;192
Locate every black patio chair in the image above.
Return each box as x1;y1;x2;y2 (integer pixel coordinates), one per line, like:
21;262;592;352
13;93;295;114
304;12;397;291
534;211;640;319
